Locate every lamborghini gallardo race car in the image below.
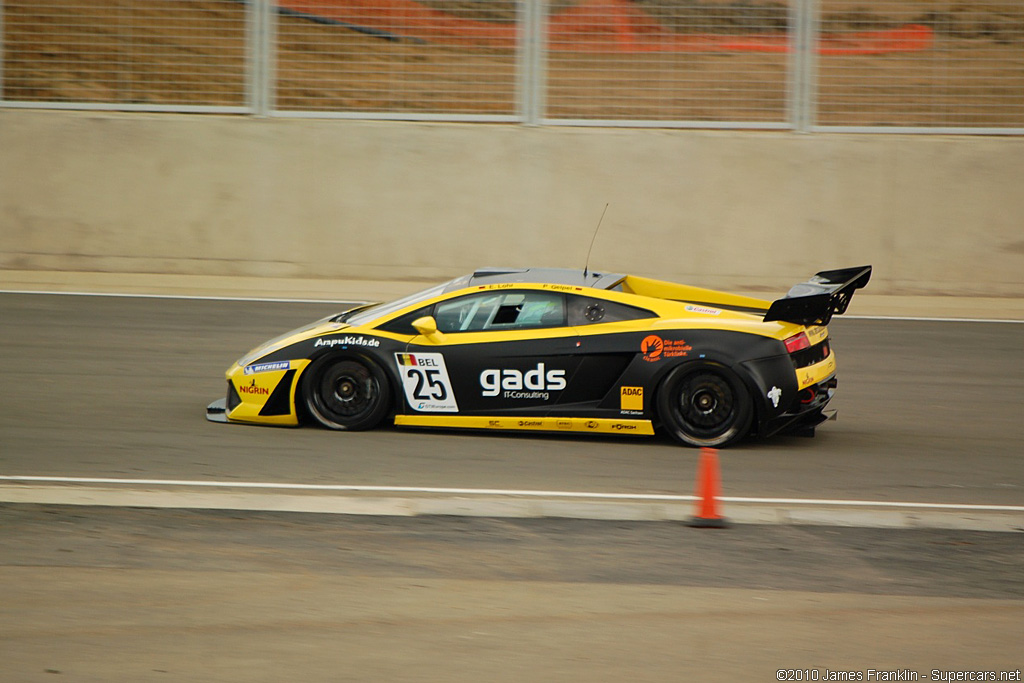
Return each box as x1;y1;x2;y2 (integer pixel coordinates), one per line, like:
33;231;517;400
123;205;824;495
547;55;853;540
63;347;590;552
207;265;871;447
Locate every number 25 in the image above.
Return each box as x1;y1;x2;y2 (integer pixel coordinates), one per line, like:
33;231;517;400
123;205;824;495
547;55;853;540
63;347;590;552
411;368;447;401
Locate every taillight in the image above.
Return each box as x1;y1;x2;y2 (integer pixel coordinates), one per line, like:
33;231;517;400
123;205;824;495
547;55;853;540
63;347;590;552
784;332;811;354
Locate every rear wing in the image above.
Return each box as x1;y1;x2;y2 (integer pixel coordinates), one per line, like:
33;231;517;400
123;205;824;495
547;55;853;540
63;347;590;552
763;266;872;325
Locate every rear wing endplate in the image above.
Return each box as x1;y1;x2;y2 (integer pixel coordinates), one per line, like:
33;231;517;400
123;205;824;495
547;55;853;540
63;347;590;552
763;266;872;325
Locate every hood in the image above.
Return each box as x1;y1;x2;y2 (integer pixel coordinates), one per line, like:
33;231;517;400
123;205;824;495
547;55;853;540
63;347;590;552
234;316;352;368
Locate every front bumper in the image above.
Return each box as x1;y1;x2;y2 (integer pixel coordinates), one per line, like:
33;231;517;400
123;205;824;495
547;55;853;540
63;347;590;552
209;361;304;427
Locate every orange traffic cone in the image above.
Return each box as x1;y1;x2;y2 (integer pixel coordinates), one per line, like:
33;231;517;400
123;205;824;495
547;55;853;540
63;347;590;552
686;447;729;528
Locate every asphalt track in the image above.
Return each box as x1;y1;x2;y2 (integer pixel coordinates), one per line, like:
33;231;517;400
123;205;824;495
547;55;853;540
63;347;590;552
3;291;1024;681
1;292;1022;527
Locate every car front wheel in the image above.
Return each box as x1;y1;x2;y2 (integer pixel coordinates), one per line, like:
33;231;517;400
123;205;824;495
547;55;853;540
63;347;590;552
301;356;391;431
657;362;753;448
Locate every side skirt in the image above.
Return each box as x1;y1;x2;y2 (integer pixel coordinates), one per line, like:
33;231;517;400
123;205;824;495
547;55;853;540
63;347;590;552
394;415;654;436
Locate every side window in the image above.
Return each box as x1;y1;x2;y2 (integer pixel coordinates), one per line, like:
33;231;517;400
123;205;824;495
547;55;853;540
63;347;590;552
435;293;502;332
567;294;656;326
434;290;566;333
376;305;432;335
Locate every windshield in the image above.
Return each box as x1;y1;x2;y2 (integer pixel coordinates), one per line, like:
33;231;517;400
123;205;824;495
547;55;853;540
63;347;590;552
342;280;454;328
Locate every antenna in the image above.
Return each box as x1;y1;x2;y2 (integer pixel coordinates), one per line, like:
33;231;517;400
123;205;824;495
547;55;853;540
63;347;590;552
583;203;609;279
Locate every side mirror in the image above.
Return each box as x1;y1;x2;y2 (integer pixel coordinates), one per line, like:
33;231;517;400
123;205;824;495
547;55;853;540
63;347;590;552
411;316;445;343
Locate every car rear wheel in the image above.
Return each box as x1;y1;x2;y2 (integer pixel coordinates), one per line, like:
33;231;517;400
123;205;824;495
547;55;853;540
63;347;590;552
301;356;391;431
657;362;753;448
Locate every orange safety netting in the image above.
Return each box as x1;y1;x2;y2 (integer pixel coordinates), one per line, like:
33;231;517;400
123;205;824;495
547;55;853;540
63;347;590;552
279;0;933;54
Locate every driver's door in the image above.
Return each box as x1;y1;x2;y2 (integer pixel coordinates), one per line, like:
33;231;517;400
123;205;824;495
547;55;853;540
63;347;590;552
396;289;581;416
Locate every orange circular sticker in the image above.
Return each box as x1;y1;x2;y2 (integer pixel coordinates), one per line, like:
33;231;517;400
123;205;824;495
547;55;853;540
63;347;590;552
641;335;664;361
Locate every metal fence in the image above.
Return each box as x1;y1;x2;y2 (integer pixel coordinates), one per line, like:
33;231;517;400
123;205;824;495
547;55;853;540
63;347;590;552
2;0;1022;133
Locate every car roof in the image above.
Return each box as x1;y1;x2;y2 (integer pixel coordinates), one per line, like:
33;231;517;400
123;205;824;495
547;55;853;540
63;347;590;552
442;267;626;294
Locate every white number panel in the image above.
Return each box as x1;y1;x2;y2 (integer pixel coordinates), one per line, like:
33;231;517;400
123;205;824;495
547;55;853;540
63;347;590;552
394;353;459;413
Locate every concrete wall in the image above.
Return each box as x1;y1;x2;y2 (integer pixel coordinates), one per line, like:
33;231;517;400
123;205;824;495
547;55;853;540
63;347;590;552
2;109;1022;296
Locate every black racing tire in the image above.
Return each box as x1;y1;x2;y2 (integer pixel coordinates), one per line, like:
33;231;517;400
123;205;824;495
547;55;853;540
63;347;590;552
300;355;391;431
656;362;753;448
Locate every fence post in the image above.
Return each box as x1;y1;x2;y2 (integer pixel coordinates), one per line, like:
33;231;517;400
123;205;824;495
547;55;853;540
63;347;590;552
0;0;5;105
789;0;818;132
247;0;276;117
518;0;547;125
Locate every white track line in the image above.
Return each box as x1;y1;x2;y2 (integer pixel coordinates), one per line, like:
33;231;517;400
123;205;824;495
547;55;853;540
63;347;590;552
0;289;365;304
3;476;1022;512
845;314;1024;324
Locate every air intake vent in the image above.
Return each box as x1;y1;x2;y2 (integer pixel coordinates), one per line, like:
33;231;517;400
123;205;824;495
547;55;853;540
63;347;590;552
226;381;241;413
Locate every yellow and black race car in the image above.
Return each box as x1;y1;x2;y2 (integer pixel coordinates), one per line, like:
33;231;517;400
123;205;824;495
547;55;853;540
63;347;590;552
207;265;871;447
